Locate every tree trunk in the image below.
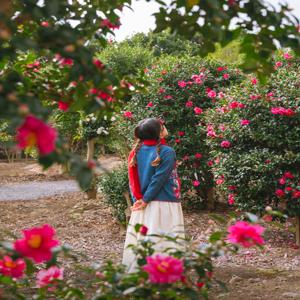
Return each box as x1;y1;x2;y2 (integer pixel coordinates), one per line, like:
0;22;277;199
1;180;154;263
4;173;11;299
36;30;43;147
296;216;300;246
207;188;215;211
86;138;97;161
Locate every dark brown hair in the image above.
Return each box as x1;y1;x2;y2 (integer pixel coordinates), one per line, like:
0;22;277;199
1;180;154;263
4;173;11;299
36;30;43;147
129;118;163;167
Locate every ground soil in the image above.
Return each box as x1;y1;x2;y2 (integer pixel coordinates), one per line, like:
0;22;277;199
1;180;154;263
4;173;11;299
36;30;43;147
1;161;300;300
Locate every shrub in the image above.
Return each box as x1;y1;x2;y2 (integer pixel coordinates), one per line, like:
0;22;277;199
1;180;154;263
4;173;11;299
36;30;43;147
98;164;129;224
205;52;300;216
115;56;243;207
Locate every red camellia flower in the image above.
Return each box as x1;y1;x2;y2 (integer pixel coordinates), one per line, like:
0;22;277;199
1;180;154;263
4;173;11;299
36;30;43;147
279;177;286;185
285;186;293;192
143;255;184;284
251;78;258;85
275;189;285;198
195;153;202;159
227;221;265;248
194;107;203;115
240;119;250;126
216;66;224;72
275;61;283;68
93;58;104;69
292;190;300;199
271;107;295;116
193;180;200;187
100;18;120;30
55;54;73;67
0;256;26;279
123;111;133;118
223;73;230;80
139;225;148;235
159;88;165;94
207;90;217;98
283;52;293;60
228;185;237;191
58;101;70;112
283;171;294;179
178;81;187;88
147;102;154;108
196;282;205;289
175;139;181;144
16;115;57;155
14;224;60;263
207;160;214;166
41;21;49;27
164;95;173;100
185;100;193;107
229;101;245;109
178;131;185;137
183;155;189;161
228;193;235;205
37;266;64;290
221;140;231;148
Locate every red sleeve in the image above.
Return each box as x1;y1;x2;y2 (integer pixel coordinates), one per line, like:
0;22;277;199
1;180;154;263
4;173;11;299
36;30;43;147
128;150;143;200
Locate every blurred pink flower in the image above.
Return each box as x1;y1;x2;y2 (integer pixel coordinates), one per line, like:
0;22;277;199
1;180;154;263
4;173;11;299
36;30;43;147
228;193;235;205
14;224;59;263
0;256;26;279
143;255;184;284
283;52;292;60
194;107;203;115
207;90;217;98
227;221;265;248
58;101;70;112
178;81;187;88
223;73;230;80
220;140;231;148
37;266;64;289
16;115;57;155
146;102;154;107
193;180;200;187
275;189;285;198
185;100;193;107
123;111;133;118
240;119;250;126
195;153;202;159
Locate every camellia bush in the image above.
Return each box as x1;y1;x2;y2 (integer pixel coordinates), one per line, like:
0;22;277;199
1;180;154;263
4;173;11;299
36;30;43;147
0;216;267;299
205;52;300;216
116;56;243;208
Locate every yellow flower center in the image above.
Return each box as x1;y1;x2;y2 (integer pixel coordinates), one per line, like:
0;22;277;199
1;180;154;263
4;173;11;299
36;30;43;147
27;234;42;249
26;132;37;148
157;261;170;273
4;261;16;268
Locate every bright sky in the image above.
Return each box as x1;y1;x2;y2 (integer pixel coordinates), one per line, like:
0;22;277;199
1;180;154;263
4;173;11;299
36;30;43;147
114;0;300;41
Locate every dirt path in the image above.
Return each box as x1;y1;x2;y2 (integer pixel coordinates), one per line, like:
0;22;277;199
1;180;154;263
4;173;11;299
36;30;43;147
0;180;79;201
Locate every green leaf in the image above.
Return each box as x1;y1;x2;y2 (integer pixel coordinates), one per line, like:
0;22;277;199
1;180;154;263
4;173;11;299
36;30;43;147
209;231;223;243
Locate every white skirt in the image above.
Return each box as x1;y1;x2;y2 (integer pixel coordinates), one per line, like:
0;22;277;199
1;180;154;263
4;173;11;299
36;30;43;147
122;201;185;272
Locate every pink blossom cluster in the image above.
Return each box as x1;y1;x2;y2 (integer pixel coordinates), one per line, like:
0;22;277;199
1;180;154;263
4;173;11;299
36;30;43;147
271;107;296;116
276;172;300;199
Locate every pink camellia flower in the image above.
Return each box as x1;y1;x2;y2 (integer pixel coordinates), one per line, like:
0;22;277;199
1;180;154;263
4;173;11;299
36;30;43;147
275;189;285;198
0;256;26;279
207;90;217;98
55;54;73;67
164;95;173;100
283;171;294;179
175;139;181;144
16;115;57;156
41;21;49;27
37;266;64;289
139;225;148;235
178;131;185;137
240;119;250;126
251;78;258;85
207;160;214;167
221;140;231;148
193;180;200;187
185;100;193;107
285;186;293;192
93;58;104;69
58;101;70;112
229;101;245;109
100;19;120;30
159;88;165;94
227;221;265;248
147;102;154;108
196;282;205;289
228;193;235;205
195;153;202;159
228;185;237;191
123;111;133;119
267;92;274;98
275;61;283;68
283;52;292;60
14;224;60;263
223;73;230;80
216;176;225;185
216;66;224;72
27;61;41;69
218;92;225;99
89;88;98;95
292;190;300;199
143;255;184;284
194;107;203;115
278;177;286;185
219;124;226;131
271;107;295;116
178;81;187;88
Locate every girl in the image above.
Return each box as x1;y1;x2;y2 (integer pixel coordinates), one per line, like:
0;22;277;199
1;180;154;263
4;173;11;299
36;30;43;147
122;118;185;272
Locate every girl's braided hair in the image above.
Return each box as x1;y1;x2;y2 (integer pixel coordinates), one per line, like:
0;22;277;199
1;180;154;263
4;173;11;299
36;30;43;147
129;118;163;167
